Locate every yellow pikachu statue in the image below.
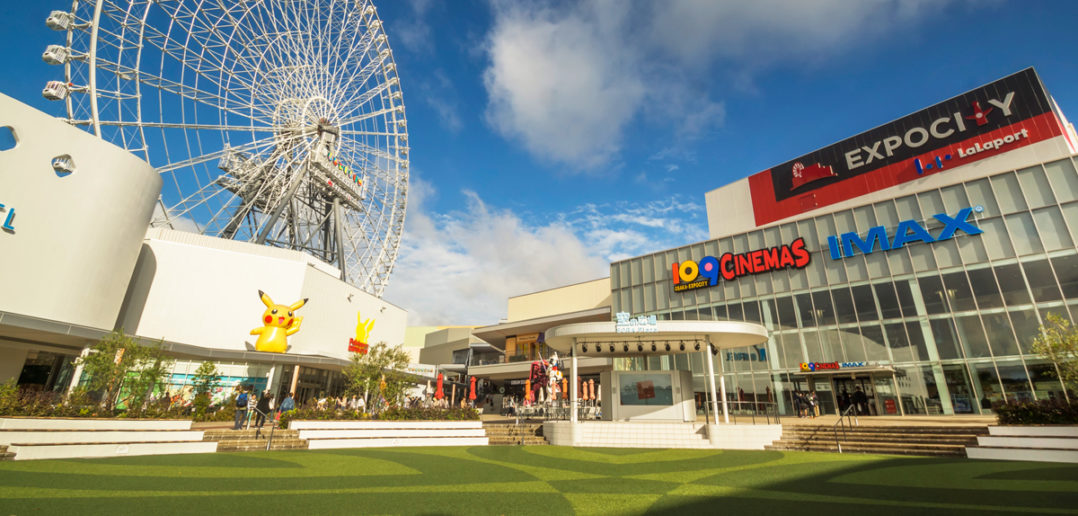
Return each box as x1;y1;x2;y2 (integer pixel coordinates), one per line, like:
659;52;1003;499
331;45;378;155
348;311;375;354
250;290;308;353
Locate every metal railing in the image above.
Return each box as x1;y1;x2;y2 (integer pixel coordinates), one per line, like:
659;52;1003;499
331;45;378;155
832;404;859;453
251;408;278;451
723;400;780;425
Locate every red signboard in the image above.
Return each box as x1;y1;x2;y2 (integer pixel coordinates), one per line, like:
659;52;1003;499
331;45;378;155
747;68;1068;226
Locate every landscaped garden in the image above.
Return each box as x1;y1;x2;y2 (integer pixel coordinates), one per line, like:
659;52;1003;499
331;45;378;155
0;447;1074;515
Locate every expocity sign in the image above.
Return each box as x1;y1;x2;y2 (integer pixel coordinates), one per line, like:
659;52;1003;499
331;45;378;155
747;68;1068;226
672;239;810;292
826;206;984;260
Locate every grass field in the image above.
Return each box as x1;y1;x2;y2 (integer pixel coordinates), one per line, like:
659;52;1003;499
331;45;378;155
0;447;1075;515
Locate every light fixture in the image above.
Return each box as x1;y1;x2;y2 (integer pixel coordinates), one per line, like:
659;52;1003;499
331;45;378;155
651;344;657;352
694;342;701;351
637;344;643;352
665;343;671;352
582;344;588;353
609;344;615;352
679;342;685;351
623;344;629;352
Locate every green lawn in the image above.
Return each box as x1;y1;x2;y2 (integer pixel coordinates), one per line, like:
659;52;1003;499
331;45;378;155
0;447;1075;515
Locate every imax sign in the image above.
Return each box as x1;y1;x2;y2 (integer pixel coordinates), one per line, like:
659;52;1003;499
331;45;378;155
826;206;983;260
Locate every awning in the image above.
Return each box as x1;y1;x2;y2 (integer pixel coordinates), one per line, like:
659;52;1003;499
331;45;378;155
472;307;611;347
544;320;768;357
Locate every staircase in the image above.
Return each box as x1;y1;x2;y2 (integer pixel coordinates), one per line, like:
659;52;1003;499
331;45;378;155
766;424;989;456
483;422;548;446
967;426;1078;463
203;429;308;452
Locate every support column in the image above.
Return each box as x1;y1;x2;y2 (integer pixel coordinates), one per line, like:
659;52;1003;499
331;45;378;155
570;341;579;446
705;340;720;424
289;365;301;396
66;346;91;396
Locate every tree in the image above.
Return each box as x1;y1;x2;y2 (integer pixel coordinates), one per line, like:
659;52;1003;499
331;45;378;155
75;330;173;412
191;361;221;419
342;342;411;412
1032;313;1078;399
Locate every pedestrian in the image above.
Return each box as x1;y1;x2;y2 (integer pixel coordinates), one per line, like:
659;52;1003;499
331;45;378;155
279;392;295;414
809;390;819;418
233;387;248;430
853;387;868;415
356;395;366;413
792;391;802;418
246;389;257;429
254;391;273;430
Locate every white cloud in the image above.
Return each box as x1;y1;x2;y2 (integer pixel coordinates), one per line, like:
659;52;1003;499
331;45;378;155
382;181;706;325
482;0;952;169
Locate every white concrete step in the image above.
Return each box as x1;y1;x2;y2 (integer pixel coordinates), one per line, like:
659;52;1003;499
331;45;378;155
977;436;1078;450
8;441;218;461
299;428;486;440
966;446;1078;463
289;420;482;430
988;426;1078;437
0;430;204;445
0;418;192;431
308;437;489;449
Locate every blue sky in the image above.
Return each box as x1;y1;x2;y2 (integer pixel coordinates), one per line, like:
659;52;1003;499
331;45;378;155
4;1;1078;325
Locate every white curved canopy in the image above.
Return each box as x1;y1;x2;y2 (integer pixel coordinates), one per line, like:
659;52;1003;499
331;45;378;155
545;320;768;357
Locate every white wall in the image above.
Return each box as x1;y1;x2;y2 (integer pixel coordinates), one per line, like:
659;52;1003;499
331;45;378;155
0;94;160;329
119;229;407;362
0;345;29;383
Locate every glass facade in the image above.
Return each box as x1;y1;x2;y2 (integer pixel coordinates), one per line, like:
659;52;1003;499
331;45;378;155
611;157;1078;416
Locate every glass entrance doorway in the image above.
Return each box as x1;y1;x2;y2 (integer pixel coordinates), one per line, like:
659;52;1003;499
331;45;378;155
832;374;901;416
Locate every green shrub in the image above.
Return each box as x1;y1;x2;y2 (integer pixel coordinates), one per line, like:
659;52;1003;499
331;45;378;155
994;399;1078;425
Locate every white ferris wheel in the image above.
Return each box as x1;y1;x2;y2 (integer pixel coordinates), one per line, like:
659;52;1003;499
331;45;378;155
40;0;409;297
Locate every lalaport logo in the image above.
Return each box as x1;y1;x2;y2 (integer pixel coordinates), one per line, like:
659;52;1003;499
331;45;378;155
672;239;811;292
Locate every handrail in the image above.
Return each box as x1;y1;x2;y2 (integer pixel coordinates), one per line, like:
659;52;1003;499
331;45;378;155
725;400;780;425
252;408;278;450
832;404;859;453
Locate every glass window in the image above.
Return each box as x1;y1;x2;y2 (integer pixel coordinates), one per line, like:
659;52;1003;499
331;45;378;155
973;363;1004;409
824;256;849;284
1033;207;1074;251
918;275;949;314
941;184;971;214
996;263;1031;306
1008;309;1040;355
803;330;824;360
712;304;728;320
919;190;946;223
860;324;888;361
832;287;857;324
1017;165;1056;208
843;254;870;282
642;256;654;283
874;282;902;319
887;246;914;274
956;315;991;359
1028;363;1066;402
1005;212;1043;256
965;178;1000;218
644;284;655;312
885;322;912;362
811;290;835;326
943;364;977;414
775;297;796;329
851;285;878;321
933;239;963;269
967;267;1004;309
982;312;1019;357
979;217;1016;260
893;195;920;220
655;279;670;310
942;271;977;312
895;280;918;317
957;231;990;263
795;293;815;327
906;321;929;362
630;259;642;284
908;244;938;271
899;366;939;415
841;327;867;362
992;172;1027;214
727;302;743;321
1043;158;1078;203
865;252;891;278
1051;254;1078;299
818;329;845;361
996;360;1033;402
1061;202;1078;245
779;333;803;369
1022;260;1062;302
743;301;762;324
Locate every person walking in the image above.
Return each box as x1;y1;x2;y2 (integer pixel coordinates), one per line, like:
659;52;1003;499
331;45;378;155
233;387;248;430
792;391;803;418
808;391;819;419
853;387;868;416
245;389;257;429
254;391;273;431
279;392;295;415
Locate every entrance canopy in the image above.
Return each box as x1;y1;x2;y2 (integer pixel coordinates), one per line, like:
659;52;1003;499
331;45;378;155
545;320;768;358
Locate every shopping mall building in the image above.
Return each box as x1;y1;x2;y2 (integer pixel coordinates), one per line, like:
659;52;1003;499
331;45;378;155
455;68;1078;418
608;67;1078;416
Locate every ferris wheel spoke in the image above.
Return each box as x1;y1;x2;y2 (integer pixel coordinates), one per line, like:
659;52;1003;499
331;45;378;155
155;131;299;174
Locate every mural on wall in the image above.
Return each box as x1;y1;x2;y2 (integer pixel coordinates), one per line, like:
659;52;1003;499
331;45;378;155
348;311;375;354
249;290;307;353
